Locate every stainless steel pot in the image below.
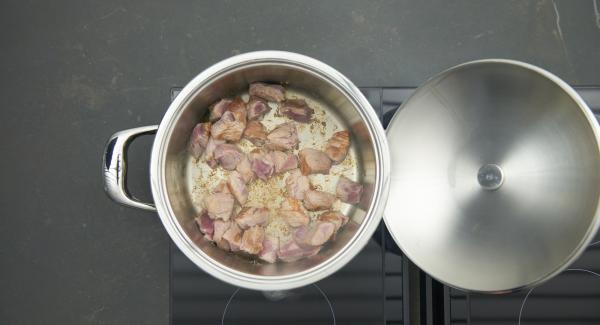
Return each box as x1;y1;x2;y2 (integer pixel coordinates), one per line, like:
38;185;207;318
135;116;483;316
103;51;390;290
384;59;600;293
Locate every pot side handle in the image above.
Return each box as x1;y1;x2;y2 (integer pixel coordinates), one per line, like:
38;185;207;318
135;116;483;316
102;125;158;211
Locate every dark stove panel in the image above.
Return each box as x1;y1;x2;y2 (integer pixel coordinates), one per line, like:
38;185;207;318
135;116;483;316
448;235;600;325
170;224;400;325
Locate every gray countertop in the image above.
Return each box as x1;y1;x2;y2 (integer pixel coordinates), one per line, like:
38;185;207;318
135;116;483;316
1;1;599;324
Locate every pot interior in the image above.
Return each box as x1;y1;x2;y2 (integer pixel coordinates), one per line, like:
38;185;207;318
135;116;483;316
160;61;379;278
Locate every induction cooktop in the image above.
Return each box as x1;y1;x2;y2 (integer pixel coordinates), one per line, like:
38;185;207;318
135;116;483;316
169;86;600;325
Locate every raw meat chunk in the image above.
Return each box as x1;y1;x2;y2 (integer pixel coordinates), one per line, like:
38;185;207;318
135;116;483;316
317;211;349;233
212;181;230;194
243;120;267;146
236;155;255;183
249;82;285;102
214;143;243;170
204;137;225;168
298;148;332;175
209;98;233;122
271;151;298;174
195;210;214;241
247;96;271;120
325;130;350;164
285;169;310;200
189;122;211;159
212;111;245;141
294;222;335;247
258;235;279;263
235;207;269;230
227;171;248;205
249;149;274;181
266;122;298;151
227;97;247;124
335;176;363;204
205;192;235;220
280;198;309;227
240;226;265;255
303;190;336;211
213;219;231;250
278;239;320;262
222;222;243;252
279;99;314;123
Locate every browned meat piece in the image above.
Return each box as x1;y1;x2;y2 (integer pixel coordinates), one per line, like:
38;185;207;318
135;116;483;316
189;122;211;159
240;226;265;255
295;222;336;247
249;149;274;181
298;148;332;175
285;169;311;200
278;238;320;262
235;207;269;229
227;171;248;205
247;96;271;120
236;155;255;183
303;190;336;211
292;225;309;244
325;130;350;164
213;219;230;241
212;181;230;194
258;235;279;263
214;143;243;170
271;151;298;174
336;176;363;204
228;97;247;123
318;211;349;233
209;97;246;123
243;120;267;146
266;122;298;151
222;222;243;252
217;239;230;250
205;192;235;220
204;137;225;168
279;99;314;123
195;210;214;241
249;82;285;102
209;98;233;122
211;111;245;141
213;219;231;250
280;198;310;227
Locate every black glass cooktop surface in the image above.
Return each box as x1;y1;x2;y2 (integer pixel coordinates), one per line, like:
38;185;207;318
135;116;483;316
170;86;600;325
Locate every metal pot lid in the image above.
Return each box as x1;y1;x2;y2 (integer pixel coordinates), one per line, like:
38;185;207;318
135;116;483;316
384;59;600;293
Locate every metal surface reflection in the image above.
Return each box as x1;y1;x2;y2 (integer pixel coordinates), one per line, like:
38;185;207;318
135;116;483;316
385;60;600;292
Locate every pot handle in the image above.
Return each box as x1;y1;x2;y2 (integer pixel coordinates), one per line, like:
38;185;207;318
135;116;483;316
102;125;159;211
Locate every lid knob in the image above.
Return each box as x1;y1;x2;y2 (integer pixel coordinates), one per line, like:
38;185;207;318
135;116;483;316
477;164;504;191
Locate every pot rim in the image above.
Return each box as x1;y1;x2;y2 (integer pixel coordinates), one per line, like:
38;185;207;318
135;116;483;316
150;51;391;290
383;58;600;293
